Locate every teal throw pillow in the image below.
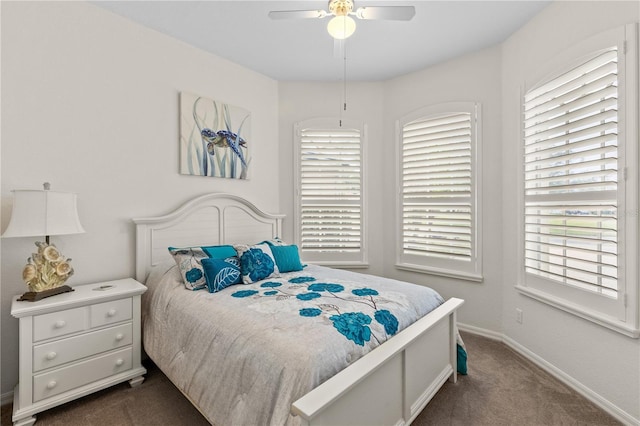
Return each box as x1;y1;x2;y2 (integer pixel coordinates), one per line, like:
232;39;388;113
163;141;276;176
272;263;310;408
202;257;242;293
202;245;237;259
271;245;304;273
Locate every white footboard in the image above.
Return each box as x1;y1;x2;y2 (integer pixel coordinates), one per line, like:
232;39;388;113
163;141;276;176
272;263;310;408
291;297;464;426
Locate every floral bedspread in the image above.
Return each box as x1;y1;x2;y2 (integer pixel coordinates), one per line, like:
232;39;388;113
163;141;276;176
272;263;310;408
142;263;446;426
228;271;443;348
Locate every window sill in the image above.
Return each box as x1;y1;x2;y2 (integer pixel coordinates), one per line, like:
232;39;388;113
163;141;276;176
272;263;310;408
395;263;483;283
515;285;640;338
310;261;370;269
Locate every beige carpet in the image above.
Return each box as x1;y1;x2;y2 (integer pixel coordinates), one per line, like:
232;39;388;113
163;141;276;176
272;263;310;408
1;332;620;425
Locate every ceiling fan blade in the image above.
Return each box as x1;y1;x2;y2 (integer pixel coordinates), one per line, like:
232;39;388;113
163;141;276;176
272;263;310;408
268;10;328;20
354;6;415;21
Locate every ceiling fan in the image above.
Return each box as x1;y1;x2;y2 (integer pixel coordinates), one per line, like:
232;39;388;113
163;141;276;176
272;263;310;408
268;0;415;40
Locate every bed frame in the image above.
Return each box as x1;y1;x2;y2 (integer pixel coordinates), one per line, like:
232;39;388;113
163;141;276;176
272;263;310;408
134;193;464;426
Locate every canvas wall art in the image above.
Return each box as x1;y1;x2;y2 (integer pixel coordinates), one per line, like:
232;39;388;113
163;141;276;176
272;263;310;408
180;92;251;179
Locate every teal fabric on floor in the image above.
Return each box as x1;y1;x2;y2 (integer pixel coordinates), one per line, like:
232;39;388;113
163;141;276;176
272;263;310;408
457;343;468;375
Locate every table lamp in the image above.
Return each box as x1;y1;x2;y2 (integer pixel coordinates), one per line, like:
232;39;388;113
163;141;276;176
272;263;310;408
2;182;85;301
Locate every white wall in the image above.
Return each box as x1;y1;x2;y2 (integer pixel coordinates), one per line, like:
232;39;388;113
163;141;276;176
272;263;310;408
1;1;279;396
382;46;504;332
278;81;386;276
501;1;640;423
279;48;504;331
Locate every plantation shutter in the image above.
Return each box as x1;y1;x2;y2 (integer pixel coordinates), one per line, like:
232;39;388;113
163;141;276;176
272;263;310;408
401;112;473;261
298;125;363;261
523;48;619;297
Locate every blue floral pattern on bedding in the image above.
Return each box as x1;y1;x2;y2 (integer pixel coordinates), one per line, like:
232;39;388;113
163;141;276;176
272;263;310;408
330;312;373;345
299;308;322;317
288;276;316;284
260;282;282;288
308;283;345;293
374;310;399;335
228;272;407;346
232;289;259;298
296;292;322;301
352;288;378;296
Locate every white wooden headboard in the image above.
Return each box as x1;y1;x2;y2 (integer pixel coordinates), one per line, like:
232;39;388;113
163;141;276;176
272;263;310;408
132;193;284;282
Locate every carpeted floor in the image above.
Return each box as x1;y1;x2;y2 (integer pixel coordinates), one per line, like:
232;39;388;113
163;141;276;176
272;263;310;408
412;333;620;426
1;332;620;426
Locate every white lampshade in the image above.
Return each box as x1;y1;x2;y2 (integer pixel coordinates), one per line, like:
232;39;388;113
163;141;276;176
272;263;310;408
327;15;356;40
2;189;85;238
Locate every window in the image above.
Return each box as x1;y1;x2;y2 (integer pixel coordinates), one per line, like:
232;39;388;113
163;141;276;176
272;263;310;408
517;24;638;337
396;102;482;281
294;118;366;267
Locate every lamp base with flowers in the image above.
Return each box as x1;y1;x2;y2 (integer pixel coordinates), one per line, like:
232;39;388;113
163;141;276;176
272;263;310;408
18;241;75;302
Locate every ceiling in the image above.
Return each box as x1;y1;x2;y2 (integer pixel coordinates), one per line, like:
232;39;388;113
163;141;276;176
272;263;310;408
93;1;551;81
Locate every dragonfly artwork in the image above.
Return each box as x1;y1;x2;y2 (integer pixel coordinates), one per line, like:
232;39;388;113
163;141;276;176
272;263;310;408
180;92;251;179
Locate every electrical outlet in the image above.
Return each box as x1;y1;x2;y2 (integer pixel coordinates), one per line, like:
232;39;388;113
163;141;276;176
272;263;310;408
516;308;523;324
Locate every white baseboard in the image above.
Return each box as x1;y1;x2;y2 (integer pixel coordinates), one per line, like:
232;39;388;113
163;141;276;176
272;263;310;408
1;390;14;407
457;322;503;341
458;322;639;426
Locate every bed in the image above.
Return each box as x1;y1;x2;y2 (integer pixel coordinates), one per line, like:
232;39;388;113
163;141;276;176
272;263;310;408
133;193;464;426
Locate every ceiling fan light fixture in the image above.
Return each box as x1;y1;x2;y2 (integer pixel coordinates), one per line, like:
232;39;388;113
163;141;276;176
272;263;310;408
327;15;356;39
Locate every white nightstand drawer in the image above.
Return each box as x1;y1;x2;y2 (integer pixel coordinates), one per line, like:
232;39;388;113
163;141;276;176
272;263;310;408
33;323;133;372
12;279;146;425
33;307;88;342
33;347;133;402
90;298;132;327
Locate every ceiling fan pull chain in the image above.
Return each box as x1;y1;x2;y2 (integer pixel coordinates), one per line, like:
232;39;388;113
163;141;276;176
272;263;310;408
344;36;348;113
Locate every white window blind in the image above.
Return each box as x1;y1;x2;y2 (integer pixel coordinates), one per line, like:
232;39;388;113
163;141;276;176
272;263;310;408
523;48;619;297
516;24;639;336
295;119;365;266
397;103;481;281
402;113;472;259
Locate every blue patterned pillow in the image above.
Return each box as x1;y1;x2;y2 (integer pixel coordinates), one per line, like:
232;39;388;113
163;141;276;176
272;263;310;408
168;247;209;290
202;257;242;293
168;245;240;290
233;243;280;284
271;245;304;273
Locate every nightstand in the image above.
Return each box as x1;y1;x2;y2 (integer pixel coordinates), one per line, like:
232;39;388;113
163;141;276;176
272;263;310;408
10;278;147;426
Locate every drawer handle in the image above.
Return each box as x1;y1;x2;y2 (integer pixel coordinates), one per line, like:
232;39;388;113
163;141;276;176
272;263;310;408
54;320;66;329
107;309;117;317
46;352;57;360
115;358;124;367
115;333;124;341
47;381;57;390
